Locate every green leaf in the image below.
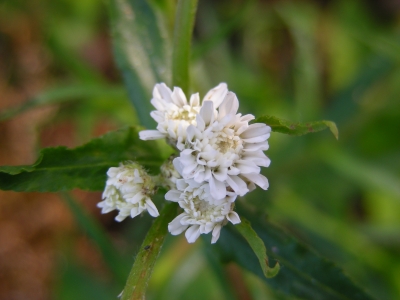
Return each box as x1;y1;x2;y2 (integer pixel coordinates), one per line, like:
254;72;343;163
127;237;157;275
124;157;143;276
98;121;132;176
109;0;171;128
255;115;339;139
214;205;375;300
0;84;126;122
60;192;128;284
172;0;198;94
0;127;164;192
236;218;280;278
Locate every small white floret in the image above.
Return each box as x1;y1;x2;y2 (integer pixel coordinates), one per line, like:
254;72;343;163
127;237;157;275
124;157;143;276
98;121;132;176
97;162;159;221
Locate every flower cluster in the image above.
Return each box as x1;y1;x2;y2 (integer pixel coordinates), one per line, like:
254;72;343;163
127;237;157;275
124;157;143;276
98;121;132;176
98;162;159;221
99;83;271;244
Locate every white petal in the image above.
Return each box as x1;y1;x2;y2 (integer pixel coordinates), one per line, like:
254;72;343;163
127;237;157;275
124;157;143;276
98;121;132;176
241;173;269;190
126;192;143;204
187;125;201;142
115;213;129;222
209;175;226;200
241;124;271;142
176;179;188;190
150;98;166;111
194;170;207;182
226;175;249;196
130;207;140;218
199;101;214;126
240;114;255;122
242;134;270;144
195;113;205;131
150;111;164;123
168;213;188;235
139;130;166;140
173;158;184;175
100;206;115;214
211;224;222;244
190;93;200;106
203;83;228;108
212;167;228;182
243;141;269;152
165;190;182;202
185;225;201;243
243;151;271;167
154;83;172;102
218;92;239;119
171;87;187;106
227;211;241;224
145;200;159;217
235;160;260;174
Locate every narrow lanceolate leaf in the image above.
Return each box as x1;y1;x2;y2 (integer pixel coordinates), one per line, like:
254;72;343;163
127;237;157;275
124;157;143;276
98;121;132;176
60;192;127;284
214;205;375;300
172;0;198;94
109;0;171;128
255;115;339;139
235;218;280;278
0;127;164;192
0;84;126;122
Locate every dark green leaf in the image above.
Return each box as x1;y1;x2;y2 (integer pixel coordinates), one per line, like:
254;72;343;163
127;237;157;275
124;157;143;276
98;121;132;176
0;127;164;192
172;0;198;94
60;192;128;284
255;115;339;139
236;218;280;278
109;0;171;128
213;205;375;300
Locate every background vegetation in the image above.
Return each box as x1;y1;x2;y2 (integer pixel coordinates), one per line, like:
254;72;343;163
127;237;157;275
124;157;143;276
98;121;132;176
0;0;399;299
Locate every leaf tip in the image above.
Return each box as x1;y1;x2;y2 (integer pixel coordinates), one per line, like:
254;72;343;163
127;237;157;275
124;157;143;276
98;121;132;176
324;121;339;140
265;259;280;278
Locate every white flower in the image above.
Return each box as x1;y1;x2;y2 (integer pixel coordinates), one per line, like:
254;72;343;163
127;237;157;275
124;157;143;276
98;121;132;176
97;162;159;221
175;92;271;200
139;82;228;149
165;179;240;243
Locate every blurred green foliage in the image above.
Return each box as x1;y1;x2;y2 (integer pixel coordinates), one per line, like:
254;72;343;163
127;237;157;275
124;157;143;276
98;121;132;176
1;0;400;299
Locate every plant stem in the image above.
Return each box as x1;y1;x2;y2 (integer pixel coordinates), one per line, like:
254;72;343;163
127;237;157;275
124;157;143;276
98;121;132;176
121;202;177;300
172;0;199;94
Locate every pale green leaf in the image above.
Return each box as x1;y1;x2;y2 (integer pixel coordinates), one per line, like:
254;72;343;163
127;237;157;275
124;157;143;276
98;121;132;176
109;0;171;128
236;218;280;278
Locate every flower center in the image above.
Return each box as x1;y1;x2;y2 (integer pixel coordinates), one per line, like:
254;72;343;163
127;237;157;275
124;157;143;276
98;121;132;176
167;106;199;122
212;130;243;155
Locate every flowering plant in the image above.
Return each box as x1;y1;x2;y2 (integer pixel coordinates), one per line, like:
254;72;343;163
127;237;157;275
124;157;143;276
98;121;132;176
3;1;388;300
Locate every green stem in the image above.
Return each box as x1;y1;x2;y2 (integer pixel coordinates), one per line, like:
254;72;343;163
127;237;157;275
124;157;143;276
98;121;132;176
172;0;199;93
121;202;177;300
